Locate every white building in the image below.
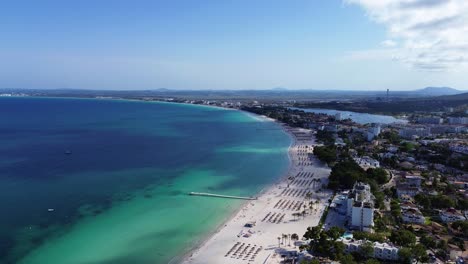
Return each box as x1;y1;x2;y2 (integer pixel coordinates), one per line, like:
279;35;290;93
417;117;443;124
346;182;374;232
373;242;400;261
367;125;381;141
396;186;420;198
335;112;342;121
341;239;399;261
450;144;468;155
440;209;466;223
354;156;380;169
401;208;425;224
399;127;430;139
448;117;468;125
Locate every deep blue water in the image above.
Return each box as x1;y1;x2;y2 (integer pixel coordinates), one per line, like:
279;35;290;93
0;97;291;264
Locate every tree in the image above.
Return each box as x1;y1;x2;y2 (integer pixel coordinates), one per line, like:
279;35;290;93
304;226;321;241
366;168;389;184
291;233;299;246
364;259;381;264
412;243;428;263
435;249;448;260
339;254;357;264
333;241;346;260
316;130;335;145
414;193;431;209
420;234;436;249
452;220;468;237
326;226;345;240
398;247;413;264
359;241;375;259
390;199;402;220
400;142;415;152
328;160;365;190
352;231;385;243
456;198;468;210
277;236;281;248
390;230;416;247
430;195;455;209
313;145;337;164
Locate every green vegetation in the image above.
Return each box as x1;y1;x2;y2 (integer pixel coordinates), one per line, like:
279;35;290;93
398;243;429;264
389;229;416;247
451;220;468;237
313;145;337;165
352;231;386;243
327;159;386;208
390;199;402;220
400;142;416;152
303;226;346;260
366;168;389;185
316;130;335;145
328;159;390;191
414;193;456;209
380;131;401;144
328;160;365;190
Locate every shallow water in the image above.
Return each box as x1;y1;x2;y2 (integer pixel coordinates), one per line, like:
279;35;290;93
0;97;291;264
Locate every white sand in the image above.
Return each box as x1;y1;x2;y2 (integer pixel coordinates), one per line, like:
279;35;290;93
182;127;332;264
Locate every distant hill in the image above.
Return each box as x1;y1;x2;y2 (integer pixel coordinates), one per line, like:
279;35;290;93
435;91;468;101
412;87;462;96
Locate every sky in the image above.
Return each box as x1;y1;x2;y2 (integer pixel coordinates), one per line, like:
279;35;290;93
1;0;467;91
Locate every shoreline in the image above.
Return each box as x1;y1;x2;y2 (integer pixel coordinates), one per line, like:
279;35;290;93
180;121;332;264
170;114;294;264
6;96;329;264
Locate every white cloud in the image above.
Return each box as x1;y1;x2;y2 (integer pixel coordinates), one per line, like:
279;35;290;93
381;39;397;47
345;0;468;70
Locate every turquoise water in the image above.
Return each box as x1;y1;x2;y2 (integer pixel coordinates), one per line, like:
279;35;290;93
290;107;407;124
0;97;291;264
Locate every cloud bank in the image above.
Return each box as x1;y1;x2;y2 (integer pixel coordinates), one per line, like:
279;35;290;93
346;0;468;70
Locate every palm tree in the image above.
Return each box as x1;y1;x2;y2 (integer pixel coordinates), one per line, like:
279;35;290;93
282;234;288;245
277;236;281;248
288;234;291;246
291;233;299;247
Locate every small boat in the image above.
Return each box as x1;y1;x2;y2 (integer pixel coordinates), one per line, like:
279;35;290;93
64;150;72;155
48;208;55;212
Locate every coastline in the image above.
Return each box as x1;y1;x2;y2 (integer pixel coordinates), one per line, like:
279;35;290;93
180;119;332;264
5;96;328;264
169;114;293;264
2;97;291;264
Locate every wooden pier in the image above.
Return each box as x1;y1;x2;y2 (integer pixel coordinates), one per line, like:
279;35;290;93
189;192;257;200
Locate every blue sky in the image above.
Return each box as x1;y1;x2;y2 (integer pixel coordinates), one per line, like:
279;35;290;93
1;0;467;90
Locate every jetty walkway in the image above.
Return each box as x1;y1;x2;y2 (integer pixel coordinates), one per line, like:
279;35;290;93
189;192;257;200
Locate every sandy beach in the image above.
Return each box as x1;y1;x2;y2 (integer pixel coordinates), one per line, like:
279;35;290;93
182;125;332;264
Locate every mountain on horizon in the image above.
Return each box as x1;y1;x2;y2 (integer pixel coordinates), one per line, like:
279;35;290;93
413;87;461;96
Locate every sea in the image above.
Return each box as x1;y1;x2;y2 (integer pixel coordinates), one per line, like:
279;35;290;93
0;97;291;264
